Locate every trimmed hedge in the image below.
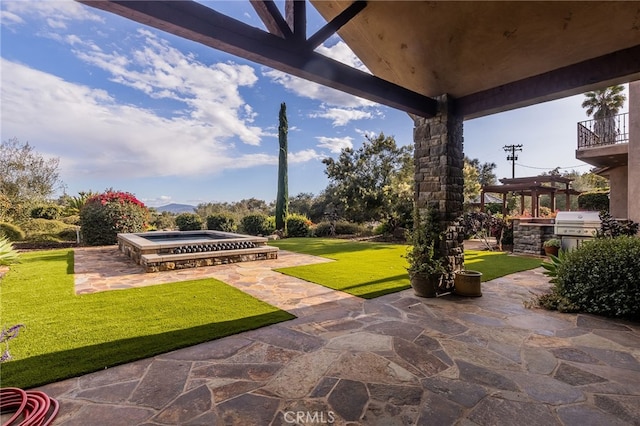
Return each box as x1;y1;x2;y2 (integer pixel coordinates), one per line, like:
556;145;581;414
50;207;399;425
556;236;640;318
0;222;25;241
206;213;237;232
578;192;609;212
30;205;62;220
175;213;203;231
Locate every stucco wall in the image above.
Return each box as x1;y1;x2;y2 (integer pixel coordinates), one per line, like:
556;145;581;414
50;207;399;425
629;81;640;224
608;166;629;218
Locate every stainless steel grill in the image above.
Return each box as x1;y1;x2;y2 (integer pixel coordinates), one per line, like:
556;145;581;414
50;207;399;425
555;211;601;250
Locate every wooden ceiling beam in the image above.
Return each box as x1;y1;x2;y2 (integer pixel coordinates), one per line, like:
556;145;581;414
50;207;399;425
249;0;292;39
78;0;438;117
285;0;306;42
307;0;367;51
457;44;640;120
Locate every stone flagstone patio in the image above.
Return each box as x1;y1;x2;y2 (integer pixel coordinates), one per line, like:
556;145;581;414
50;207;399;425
33;247;640;425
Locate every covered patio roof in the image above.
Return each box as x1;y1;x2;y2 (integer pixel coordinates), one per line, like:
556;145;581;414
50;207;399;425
78;1;640;120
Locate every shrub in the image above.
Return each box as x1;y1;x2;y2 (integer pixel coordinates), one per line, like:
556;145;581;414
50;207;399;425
57;228;79;241
21;219;76;242
206;213;237;232
30;205;62;220
596;211;638;238
578;192;609;212
80;191;149;246
286;213;312;237
0;223;25;241
61;215;80;226
554;237;640;318
175;213;203;231
240;214;273;236
312;220;366;237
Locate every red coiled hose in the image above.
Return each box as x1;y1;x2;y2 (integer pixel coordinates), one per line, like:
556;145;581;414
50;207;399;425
0;387;59;426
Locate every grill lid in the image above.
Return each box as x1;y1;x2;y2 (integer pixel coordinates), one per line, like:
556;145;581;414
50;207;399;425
555;211;601;224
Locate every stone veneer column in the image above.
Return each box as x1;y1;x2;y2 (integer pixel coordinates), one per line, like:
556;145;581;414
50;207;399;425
413;94;465;287
627;81;640;224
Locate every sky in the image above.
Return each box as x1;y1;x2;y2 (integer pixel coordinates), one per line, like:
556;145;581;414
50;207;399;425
0;0;629;208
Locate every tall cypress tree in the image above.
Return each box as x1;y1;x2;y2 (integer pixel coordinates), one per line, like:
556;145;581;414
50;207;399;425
275;102;288;232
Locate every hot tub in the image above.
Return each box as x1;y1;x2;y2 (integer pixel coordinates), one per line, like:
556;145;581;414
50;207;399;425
117;230;278;272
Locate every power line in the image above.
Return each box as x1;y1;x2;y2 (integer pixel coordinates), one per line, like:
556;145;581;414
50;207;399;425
515;163;590;170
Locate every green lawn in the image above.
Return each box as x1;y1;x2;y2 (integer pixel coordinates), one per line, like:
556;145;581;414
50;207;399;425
0;250;294;389
270;238;543;298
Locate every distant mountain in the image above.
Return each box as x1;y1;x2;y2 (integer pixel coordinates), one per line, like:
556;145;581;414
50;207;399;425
155;203;196;214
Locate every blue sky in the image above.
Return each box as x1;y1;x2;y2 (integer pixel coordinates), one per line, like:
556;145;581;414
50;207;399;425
1;1;628;208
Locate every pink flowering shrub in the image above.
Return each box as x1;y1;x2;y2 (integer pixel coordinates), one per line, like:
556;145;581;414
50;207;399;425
80;190;149;246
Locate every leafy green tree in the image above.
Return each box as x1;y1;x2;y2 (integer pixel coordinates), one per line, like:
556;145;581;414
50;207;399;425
581;85;626;144
289;193;314;217
275;102;289;232
322;133;413;227
463;160;481;203
0;137;64;221
465;156;497;187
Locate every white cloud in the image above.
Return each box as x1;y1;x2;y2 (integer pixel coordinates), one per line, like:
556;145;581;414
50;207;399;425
310;107;372;127
263;69;375;108
289;149;322;163
0;10;24;26
355;128;378;139
2;0;104;28
316;136;353;154
315;41;370;73
143;195;173;208
0;59;317;181
72;29;263;146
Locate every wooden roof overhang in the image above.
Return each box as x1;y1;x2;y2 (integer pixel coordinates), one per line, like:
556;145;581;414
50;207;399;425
77;1;640;120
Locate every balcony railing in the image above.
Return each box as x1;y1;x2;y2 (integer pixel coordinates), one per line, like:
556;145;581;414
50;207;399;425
577;112;628;149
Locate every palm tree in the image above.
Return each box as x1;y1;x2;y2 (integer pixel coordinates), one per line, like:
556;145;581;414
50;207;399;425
581;85;626;144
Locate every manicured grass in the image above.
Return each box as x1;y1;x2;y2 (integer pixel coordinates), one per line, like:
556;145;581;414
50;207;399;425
270;238;542;298
271;238;411;299
463;250;544;281
0;250;294;389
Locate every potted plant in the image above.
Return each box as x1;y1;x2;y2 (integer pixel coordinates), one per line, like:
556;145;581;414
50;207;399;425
454;269;483;297
406;205;447;297
543;238;561;257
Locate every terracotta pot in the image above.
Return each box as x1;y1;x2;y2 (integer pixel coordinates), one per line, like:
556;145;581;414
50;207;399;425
544;246;559;257
454;270;482;297
410;273;441;298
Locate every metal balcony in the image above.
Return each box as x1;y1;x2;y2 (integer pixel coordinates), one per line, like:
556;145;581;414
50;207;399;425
577;112;629;149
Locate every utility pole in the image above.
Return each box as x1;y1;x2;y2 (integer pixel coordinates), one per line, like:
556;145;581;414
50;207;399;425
503;144;523;178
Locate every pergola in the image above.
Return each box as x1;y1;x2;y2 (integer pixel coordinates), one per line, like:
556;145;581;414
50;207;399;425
481;175;581;217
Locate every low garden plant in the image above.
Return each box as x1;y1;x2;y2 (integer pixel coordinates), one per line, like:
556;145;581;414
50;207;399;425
0;236;19;266
539;237;640;318
0;249;294;389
